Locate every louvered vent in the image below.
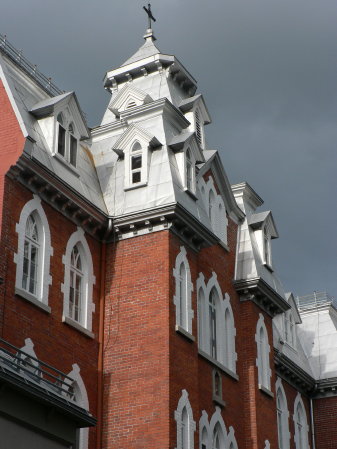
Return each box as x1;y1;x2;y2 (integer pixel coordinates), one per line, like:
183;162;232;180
195;109;202;145
126;100;137;109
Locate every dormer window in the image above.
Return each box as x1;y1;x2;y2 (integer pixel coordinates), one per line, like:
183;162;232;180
185;148;194;192
56;114;78;167
130;141;142;184
57;113;66;157
263;227;271;266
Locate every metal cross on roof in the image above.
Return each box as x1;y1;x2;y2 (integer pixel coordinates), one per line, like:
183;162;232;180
143;3;156;29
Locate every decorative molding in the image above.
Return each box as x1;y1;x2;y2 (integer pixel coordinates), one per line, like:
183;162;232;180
234;277;290;317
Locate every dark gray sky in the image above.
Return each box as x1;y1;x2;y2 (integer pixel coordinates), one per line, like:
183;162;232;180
2;0;336;299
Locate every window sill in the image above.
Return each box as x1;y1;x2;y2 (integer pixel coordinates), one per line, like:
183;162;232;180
175;325;195;342
213;395;226;408
124;181;148;191
198;350;239;381
263;263;274;273
15;287;51;313
259;384;274;398
54;153;80;177
218;240;230;252
63;316;94;339
184;189;198;201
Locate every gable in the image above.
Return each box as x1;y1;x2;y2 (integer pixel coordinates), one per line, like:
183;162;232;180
108;84;153;117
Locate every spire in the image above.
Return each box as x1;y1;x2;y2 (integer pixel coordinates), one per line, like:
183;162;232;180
120;3;159;67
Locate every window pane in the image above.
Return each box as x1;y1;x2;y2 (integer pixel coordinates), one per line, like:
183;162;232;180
70;135;77;166
132;171;141;183
132;155;142;170
58;125;66;156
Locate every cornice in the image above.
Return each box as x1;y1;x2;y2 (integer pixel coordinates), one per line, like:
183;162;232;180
233;277;290;317
314;377;337;398
8;152;110;241
274;348;315;394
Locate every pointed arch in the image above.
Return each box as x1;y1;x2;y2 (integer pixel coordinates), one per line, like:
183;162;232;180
175;390;196;449
62;228;95;332
227;427;238;449
66;364;89;449
293;393;309;449
14;195;52;309
255;313;271;390
173;247;194;334
197;273;207;352
209;407;228;449
276;378;290;449
199;411;211;449
223;293;237;372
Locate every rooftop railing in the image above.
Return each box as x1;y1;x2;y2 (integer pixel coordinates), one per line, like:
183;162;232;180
296;291;336;311
0;337;75;401
0;34;63;97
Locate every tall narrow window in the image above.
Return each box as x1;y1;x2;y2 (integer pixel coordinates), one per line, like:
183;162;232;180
201;428;208;449
263;226;271;266
186;148;193;191
22;214;40;295
179;263;187;329
198;286;206;351
224;309;232;368
277;390;284;449
173;247;193;334
15;197;52;307
209;288;218;359
175;390;195;449
69;123;77;166
256;314;271;390
57;113;66;156
69;245;83;323
294;399;308;449
130;141;142;184
181;407;189;449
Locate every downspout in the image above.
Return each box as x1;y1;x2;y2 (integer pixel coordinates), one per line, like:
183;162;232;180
96;218;113;449
310;396;316;449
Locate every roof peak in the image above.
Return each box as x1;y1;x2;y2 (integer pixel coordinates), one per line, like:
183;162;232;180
121;29;161;67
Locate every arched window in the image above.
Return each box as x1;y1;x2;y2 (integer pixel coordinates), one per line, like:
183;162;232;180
14;196;52;308
68;122;77;166
209;190;216;226
197;274;207;352
186;148;194;191
293;395;309;449
130;141;142;184
57;113;66;157
276;381;290;449
263;226;271;266
175;390;195;449
69;245;84;323
255;314;271;390
173;247;193;334
62;228;95;333
209;288;218;359
224;309;232;367
199;411;210;449
22;214;40;295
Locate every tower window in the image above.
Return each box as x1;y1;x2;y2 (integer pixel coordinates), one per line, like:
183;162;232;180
130;142;142;184
195;109;203;146
56;115;78;167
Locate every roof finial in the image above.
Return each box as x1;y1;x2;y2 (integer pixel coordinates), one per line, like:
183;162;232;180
143;3;156;29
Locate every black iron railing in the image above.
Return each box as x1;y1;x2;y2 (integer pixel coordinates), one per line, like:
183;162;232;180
0;34;63;97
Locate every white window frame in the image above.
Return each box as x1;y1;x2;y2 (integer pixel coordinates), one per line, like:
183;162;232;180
293;393;310;449
175;390;196;449
209;407;227;449
56;113;79;167
199;411;211;449
276;378;290;449
173;246;194;334
284;311;296;349
129;140;144;186
66;364;89;449
197;272;237;372
263;225;272;266
194;107;204;148
14;196;52;310
62;228;95;333
255;313;271;391
204;176;228;245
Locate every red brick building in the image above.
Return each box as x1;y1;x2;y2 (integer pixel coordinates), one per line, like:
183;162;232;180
0;26;335;449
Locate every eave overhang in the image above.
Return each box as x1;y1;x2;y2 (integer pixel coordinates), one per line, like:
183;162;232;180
274;348;315;395
314;377;337;398
113;202;219;251
233;277;290;317
9;145;110;241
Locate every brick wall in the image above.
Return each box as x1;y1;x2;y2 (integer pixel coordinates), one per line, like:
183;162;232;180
0;176;101;448
313;396;337;449
0;79;25;237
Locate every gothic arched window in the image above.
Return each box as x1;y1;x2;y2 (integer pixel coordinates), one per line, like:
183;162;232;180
173;247;193;334
69;245;84;323
255;314;271;390
22;214;40;295
175;390;195;449
209;288;218;359
130;141;142;184
186;148;194;191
